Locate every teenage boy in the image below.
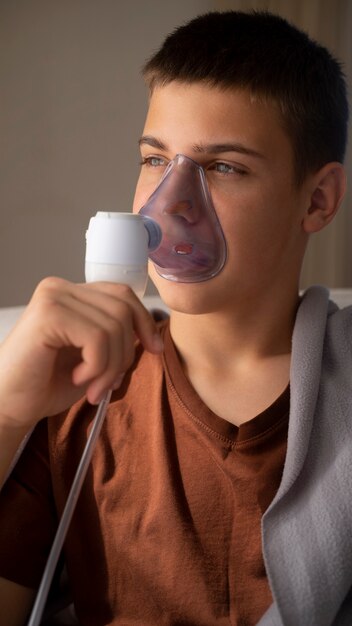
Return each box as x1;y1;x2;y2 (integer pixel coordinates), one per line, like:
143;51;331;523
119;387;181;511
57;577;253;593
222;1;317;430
0;10;350;626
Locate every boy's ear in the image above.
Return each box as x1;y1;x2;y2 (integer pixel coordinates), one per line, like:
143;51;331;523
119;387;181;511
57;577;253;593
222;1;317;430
302;162;346;234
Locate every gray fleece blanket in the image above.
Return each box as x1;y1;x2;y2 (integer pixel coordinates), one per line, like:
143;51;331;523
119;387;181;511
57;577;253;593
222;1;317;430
258;286;352;626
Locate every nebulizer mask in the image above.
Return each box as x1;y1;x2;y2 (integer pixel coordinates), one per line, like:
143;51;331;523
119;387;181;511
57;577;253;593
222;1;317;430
139;153;227;283
85;154;227;294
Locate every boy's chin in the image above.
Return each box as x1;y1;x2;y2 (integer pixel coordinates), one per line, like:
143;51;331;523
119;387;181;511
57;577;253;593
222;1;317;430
149;268;224;315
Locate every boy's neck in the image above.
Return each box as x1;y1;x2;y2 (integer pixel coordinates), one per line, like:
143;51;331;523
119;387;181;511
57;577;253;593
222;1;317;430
168;288;300;426
169;287;299;357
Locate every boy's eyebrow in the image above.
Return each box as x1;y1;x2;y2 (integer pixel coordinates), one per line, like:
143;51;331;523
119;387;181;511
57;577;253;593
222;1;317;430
193;142;265;159
139;135;167;150
138;135;265;159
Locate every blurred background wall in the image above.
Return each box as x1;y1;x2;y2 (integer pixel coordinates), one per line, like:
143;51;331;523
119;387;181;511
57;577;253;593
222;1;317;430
0;0;213;305
0;0;351;306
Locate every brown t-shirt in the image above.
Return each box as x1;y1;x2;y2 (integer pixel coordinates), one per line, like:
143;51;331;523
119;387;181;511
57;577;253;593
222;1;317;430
0;321;289;625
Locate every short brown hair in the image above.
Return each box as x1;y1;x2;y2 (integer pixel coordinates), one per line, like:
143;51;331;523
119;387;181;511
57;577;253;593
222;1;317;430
143;11;349;183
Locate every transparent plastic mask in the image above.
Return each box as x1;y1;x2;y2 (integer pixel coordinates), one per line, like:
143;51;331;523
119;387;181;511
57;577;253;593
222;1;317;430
139;154;227;283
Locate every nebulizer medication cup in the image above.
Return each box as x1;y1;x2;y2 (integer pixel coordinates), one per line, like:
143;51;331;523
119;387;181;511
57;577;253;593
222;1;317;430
85;211;162;298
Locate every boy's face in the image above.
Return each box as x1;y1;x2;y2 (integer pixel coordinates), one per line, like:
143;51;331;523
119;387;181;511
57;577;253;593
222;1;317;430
133;82;311;312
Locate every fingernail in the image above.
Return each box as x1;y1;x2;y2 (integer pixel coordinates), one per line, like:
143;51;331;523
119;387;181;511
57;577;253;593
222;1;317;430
152;333;164;352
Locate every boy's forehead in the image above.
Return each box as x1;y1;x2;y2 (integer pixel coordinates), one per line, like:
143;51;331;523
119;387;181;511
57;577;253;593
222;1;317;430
143;82;293;163
147;81;278;116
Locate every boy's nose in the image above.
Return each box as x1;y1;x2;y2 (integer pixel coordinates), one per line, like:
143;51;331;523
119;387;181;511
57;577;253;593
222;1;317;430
162;199;198;223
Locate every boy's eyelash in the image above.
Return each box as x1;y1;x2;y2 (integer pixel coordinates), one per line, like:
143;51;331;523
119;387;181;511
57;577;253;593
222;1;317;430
210;162;248;176
139;156;166;167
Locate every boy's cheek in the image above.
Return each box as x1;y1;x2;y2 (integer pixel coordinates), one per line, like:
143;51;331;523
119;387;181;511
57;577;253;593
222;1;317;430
132;179;159;214
132;188;146;213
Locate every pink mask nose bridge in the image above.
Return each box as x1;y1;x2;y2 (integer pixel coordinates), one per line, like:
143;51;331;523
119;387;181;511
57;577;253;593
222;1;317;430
139;154;227;283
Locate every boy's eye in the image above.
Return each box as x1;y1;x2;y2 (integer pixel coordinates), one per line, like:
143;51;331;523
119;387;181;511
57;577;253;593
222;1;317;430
140;156;168;168
210;162;247;176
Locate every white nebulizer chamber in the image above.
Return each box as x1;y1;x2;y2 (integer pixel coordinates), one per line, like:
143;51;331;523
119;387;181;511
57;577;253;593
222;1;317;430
85;211;161;297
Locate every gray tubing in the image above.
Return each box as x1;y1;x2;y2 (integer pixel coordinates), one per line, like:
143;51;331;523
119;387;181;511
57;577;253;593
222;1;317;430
27;389;112;626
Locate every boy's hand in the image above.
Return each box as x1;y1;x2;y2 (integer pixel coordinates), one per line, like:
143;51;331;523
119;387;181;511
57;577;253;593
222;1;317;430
0;277;163;430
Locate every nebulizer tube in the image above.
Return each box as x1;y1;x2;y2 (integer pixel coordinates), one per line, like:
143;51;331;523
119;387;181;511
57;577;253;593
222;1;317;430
27;391;112;626
27;213;161;626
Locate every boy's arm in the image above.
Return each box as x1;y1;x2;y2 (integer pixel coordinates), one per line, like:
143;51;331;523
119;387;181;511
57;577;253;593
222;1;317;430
0;277;164;619
0;577;35;626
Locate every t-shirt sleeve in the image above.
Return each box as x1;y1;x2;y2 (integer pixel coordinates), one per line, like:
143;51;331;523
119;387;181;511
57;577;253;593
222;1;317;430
0;419;57;588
